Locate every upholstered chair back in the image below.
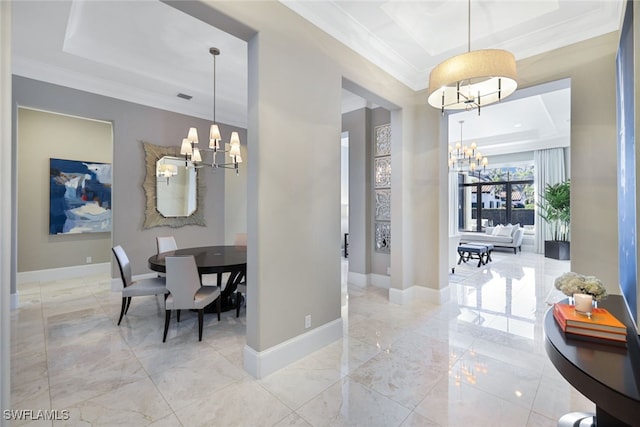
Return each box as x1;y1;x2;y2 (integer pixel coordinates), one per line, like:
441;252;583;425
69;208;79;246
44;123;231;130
157;236;178;254
112;245;132;287
166;256;201;308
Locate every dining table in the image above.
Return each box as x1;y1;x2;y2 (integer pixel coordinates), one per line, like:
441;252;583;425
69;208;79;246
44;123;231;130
148;245;246;313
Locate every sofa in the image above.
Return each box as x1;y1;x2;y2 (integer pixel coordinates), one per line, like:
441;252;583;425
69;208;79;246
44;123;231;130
459;224;525;254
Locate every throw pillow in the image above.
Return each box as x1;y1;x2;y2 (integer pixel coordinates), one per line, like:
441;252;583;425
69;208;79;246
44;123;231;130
496;225;513;237
511;223;521;237
491;225;502;236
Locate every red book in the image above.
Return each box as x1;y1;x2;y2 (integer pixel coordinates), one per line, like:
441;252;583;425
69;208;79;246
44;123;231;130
553;303;627;337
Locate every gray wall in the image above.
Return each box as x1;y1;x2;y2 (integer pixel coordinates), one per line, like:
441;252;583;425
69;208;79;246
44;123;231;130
342;108;370;276
195;0;422;354
341;106;393;279
17;107;113;272
13;75;247;279
517;32;620;291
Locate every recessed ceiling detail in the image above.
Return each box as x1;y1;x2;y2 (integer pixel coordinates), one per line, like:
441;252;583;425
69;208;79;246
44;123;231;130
281;0;623;91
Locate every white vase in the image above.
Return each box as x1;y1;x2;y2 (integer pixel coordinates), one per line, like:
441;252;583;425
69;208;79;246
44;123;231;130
573;293;593;316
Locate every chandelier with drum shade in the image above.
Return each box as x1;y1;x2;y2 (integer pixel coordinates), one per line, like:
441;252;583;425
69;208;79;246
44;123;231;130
179;47;243;175
427;0;517;115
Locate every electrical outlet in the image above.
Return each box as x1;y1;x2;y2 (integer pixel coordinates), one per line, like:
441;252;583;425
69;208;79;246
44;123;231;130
86;256;92;264
305;315;311;329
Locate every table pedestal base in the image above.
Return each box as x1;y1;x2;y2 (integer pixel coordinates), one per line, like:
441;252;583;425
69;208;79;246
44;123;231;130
557;412;594;427
204;293;243;314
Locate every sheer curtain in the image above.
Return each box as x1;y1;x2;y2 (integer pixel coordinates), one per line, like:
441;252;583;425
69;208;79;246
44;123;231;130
449;172;459;236
534;148;566;253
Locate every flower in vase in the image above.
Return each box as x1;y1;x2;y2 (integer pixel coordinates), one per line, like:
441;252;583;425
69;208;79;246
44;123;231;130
554;272;608;301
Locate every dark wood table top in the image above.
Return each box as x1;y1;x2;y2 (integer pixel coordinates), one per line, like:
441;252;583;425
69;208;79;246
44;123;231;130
148;245;246;275
544;295;640;426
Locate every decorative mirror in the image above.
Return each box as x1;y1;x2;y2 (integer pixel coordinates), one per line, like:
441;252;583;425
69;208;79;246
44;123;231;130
156;156;197;217
142;141;206;229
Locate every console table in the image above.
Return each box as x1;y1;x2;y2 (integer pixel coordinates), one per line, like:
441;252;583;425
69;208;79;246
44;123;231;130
544;295;640;426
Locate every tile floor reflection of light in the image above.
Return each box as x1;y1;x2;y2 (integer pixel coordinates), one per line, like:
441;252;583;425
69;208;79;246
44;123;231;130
10;250;595;426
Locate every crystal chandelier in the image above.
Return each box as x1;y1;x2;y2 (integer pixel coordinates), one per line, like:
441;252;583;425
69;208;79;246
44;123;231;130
448;120;488;174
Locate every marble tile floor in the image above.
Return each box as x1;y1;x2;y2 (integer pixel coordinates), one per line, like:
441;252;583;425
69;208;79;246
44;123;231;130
10;251;595;426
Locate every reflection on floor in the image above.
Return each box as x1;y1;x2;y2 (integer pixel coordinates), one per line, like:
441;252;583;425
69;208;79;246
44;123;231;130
11;251;594;426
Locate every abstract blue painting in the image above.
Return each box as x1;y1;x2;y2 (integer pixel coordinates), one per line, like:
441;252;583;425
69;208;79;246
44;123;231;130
49;158;112;234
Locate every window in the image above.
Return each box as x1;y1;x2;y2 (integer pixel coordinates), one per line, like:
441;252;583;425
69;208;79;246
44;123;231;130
459;165;534;232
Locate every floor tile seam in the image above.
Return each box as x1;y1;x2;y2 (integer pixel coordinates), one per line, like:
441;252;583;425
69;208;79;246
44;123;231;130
456;372;539;412
291;376;345;412
269;409;300;427
525;409;557;425
252;376;308;413
343;373;417;415
452;342;544;379
64;376;174;424
338;335;385;369
38;287;55;414
467;339;548;372
144;372;188;426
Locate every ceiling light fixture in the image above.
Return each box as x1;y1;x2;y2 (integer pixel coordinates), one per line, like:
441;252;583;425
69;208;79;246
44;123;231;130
448;120;488;174
180;47;243;175
427;0;517;115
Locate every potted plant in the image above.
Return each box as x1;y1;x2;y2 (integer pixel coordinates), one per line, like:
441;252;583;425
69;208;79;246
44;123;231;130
538;180;570;260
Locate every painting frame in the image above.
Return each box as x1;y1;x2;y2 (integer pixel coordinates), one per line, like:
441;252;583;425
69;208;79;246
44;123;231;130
49;157;112;235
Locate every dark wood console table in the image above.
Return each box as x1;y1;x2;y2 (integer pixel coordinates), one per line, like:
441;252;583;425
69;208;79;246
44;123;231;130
544;295;640;426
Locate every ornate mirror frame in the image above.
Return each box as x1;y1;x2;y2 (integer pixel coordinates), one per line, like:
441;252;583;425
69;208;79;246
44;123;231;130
142;141;206;229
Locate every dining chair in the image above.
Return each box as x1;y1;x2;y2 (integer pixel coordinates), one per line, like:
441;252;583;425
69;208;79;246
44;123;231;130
164;255;221;342
155;236;178;278
235;278;246;318
234;233;247;317
112;245;168;326
156;236;178;254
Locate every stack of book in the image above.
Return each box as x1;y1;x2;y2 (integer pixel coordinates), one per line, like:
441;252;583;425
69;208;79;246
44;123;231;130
553;303;627;346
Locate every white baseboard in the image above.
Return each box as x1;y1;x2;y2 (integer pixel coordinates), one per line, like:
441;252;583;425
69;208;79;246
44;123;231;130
389;285;450;305
347;272;391;289
10;292;19;310
370;273;391;289
244;318;343;379
348;272;367;287
17;262;111;285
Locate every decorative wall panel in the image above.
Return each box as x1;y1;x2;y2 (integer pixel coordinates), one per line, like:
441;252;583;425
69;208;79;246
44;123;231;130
375;124;391;156
375;222;391;253
375;189;391;221
374;122;391;254
374;157;391;189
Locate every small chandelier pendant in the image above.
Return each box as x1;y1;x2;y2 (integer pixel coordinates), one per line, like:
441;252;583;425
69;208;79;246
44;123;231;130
179;47;243;175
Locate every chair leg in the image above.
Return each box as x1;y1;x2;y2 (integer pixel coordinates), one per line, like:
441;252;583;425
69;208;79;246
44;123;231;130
117;297;127;325
217;296;221;321
198;309;204;341
177;309;181;323
236;292;240;318
124;297;132;314
163;310;171;342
